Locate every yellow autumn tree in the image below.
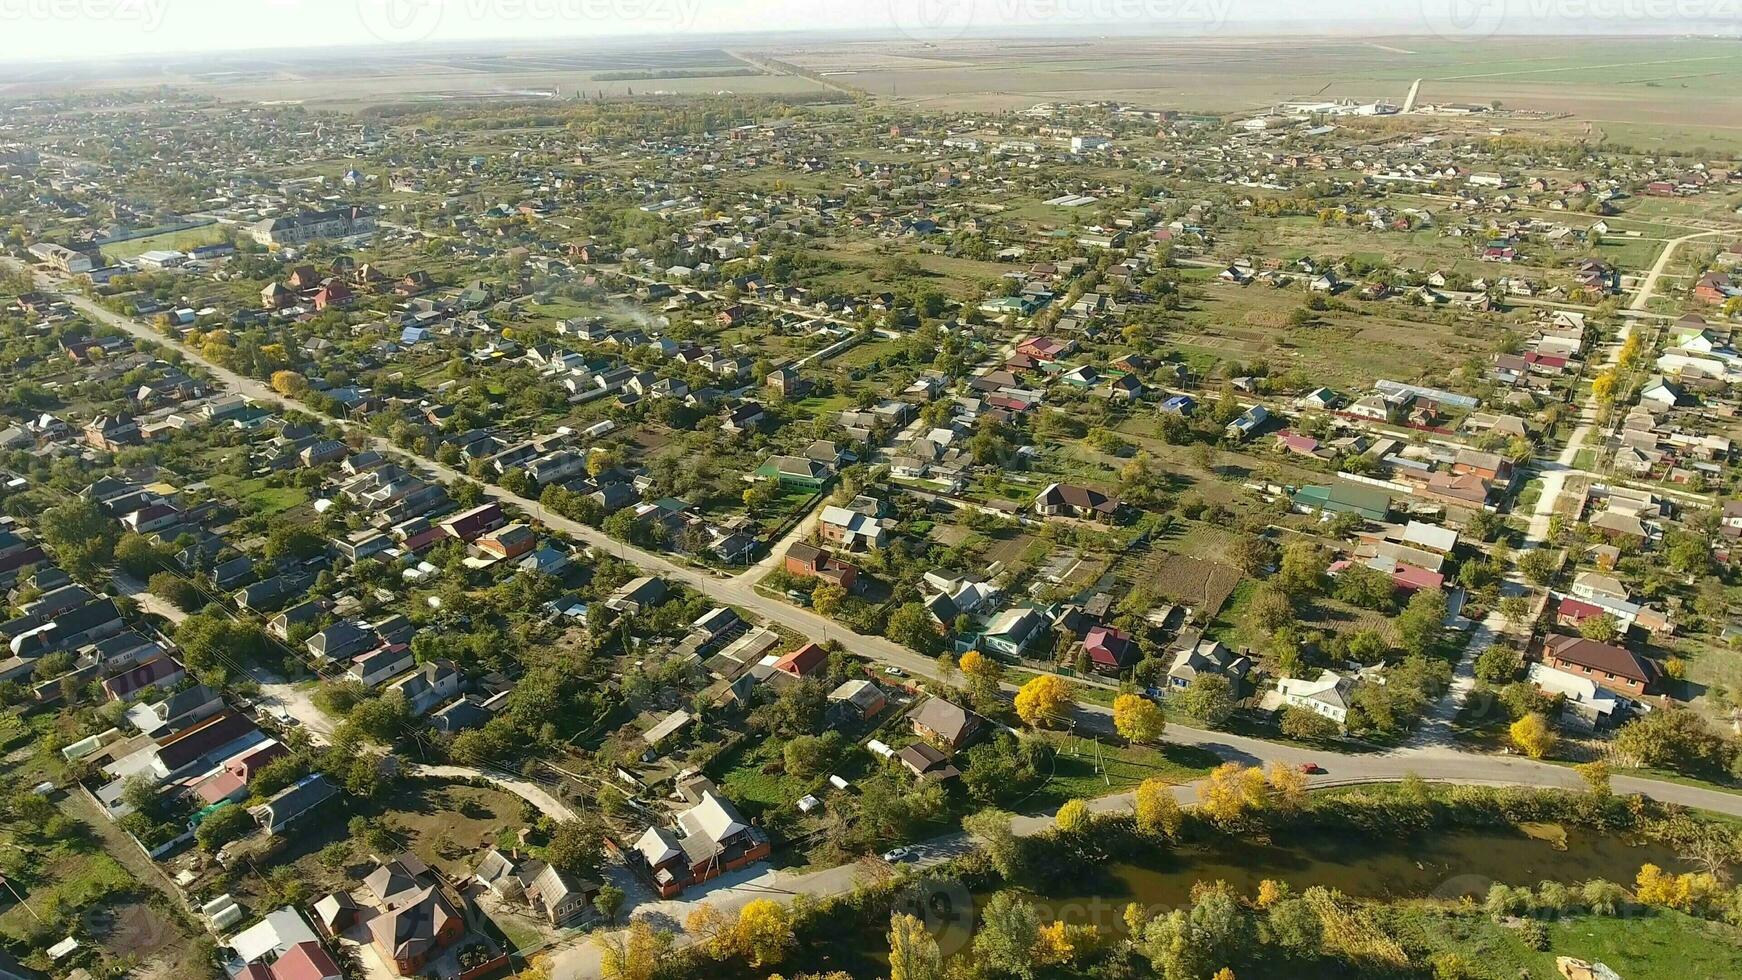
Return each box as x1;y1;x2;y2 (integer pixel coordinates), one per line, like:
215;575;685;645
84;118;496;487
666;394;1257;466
1196;763;1269;826
1266;763;1308;812
734;898;795;968
1055;798;1091;833
1033;920;1075;966
1014;674;1074;728
959;649;1004;702
1134;777;1183;839
1255;879;1288;909
594;920;670;980
685;903;733;959
270;370;307;396
1112;693;1166;744
1212;969;1237;980
1509;712;1557;759
1635;863;1724;913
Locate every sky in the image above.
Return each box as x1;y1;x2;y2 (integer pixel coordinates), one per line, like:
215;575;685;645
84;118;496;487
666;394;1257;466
0;0;1731;62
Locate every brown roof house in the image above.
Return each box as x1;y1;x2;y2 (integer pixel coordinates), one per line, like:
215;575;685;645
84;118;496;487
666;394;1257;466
909;697;981;751
361;855;467;975
1541;634;1658;697
1034;482;1119;520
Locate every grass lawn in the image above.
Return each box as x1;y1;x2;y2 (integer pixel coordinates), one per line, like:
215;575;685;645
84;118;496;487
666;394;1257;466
1026;735;1219;808
204;473;310;516
1384;905;1742;980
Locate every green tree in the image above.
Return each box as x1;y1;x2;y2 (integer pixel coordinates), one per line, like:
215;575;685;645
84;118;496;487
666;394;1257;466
888;912;943;980
974;891;1041;980
195;805;255;851
1175;673;1235;727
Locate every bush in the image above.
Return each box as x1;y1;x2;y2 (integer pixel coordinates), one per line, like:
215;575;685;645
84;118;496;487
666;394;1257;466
1517;919;1549;950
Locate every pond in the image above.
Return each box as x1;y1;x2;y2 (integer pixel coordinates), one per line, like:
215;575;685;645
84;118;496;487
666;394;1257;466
985;824;1688;934
776;823;1688;976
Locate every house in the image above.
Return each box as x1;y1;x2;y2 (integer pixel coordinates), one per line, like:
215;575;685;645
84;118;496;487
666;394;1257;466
1167;639;1250;690
773;642;829;679
475;523;536;561
439;502;505;543
783;542;858;590
249;774;338;835
909;697;981;751
389;660;463;715
1540;634;1657;696
306;620;374;663
980;607;1048;657
755;455;832;490
1033;483;1118;520
1452;449;1512;482
1225;405;1270;441
348;644;414;688
896;741;962;782
363;866;466;974
1526;663;1622;731
818;505;888;551
828;679;887;720
238;940;342;980
1277;670;1356;726
250;206;376;247
525;864;599;927
1083;626;1137;673
229;908;324;973
606;576;667;614
1291;483;1392;522
631;792;770;898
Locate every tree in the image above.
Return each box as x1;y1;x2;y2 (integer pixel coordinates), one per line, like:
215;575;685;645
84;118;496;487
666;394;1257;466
886;602;942;655
38;497;116;578
1473;644;1522;685
1498;595;1532;630
1613;707;1732;775
194;805;254;851
1055;798;1091;833
1518;549;1558;587
812;582;847;617
887;913;943;980
147;571;203;612
1276;542;1328;598
1510;713;1557;759
958;650;1004;708
963;809;1024;878
593;883;625;925
974;891;1041;980
594;920;671;980
270;370;307;396
1577;613;1621;644
782;731;844;779
1395;589;1448;657
1175;673;1235;727
1113;694;1166;744
1576;760;1612;798
1135;777;1183;839
544;820;603;879
1334;564;1396;611
734;898;795;968
1014;674;1074;728
1279;706;1339;741
1197;762;1269;826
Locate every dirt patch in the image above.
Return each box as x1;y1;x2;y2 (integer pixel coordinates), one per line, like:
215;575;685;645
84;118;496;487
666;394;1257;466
1140;553;1244;619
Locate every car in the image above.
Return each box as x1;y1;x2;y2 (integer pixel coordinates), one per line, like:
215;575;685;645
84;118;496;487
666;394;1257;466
886;666;906;677
1299;762;1324;775
785;590;812;607
881;847;916;864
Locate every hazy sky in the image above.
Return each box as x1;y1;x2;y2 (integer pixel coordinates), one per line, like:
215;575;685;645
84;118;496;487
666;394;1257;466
0;0;1725;62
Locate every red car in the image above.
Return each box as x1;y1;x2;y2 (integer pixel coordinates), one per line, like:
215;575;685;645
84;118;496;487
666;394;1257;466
1299;762;1324;775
